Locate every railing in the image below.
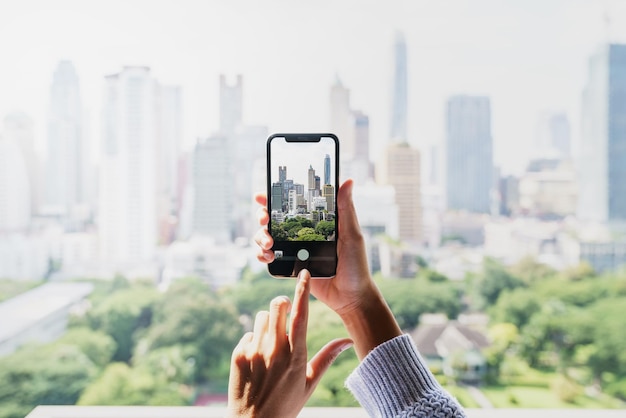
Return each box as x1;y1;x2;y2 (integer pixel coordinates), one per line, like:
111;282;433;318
25;406;626;418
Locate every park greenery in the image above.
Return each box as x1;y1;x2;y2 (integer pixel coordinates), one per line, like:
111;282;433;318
271;215;335;241
1;257;626;417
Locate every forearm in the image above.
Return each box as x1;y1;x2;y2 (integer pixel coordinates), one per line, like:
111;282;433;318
346;335;467;418
338;284;403;360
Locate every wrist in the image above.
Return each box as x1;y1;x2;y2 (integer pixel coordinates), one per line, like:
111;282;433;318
338;285;402;360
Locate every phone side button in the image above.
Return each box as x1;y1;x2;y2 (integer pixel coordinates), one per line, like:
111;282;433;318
297;249;310;261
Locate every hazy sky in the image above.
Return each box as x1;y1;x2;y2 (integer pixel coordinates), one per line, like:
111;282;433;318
2;0;626;174
269;136;337;188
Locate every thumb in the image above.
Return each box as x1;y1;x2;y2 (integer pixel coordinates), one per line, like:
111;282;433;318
305;338;353;391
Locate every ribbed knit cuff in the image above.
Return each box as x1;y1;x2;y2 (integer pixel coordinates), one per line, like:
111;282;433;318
345;334;443;417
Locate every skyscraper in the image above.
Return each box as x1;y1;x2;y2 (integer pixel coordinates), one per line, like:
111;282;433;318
0;135;30;232
324;154;331;185
329;76;355;160
192;135;232;242
308;165;316;190
219;74;243;135
155;84;183;244
46;60;84;218
99;66;157;263
378;142;421;243
445;95;493;214
390;31;408;141
3;113;39;215
579;44;626;222
534;111;571;159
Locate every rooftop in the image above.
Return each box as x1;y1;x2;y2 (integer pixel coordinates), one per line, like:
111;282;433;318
0;282;93;344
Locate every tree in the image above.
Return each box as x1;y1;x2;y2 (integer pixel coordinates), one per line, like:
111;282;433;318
58;327;117;369
587;298;626;380
509;256;556;284
472;258;525;309
0;344;96;417
87;286;160;362
140;278;242;382
518;301;594;370
418;268;449;283
306;301;359;407
489;288;540;329
78;362;188;406
270;223;288;241
226;278;296;316
377;277;462;330
315;220;335;239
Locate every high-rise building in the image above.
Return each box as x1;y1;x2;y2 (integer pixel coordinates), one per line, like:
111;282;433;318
329;78;372;183
219;74;243;135
192;135;232;242
2;113;40;215
308;165;316;190
324;154;331;185
353;111;370;163
46;60;85;218
155;85;183;243
348;110;374;183
391;31;408;141
99;66;157;263
445;95;493;214
378;142;421;243
534;111;571;159
579;44;626;222
0;135;30;232
322;184;335;213
330;77;355;160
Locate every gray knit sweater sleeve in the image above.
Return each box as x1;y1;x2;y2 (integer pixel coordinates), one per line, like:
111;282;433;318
345;334;467;418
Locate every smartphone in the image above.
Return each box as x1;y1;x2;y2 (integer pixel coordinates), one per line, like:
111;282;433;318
266;133;339;278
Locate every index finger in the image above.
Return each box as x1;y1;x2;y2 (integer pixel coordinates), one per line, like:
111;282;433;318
289;269;311;361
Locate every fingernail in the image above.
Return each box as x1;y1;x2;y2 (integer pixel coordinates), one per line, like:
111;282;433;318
264;251;273;260
340;341;354;353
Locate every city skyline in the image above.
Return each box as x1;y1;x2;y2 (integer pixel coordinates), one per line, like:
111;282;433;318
3;1;626;175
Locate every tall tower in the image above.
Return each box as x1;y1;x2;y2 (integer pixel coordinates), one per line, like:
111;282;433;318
99;66;157;263
308;165;316;190
46;60;84;218
3;113;39;215
329;77;355;160
534;111;571;159
445;95;493;214
219;74;243;135
193;135;232;242
579;44;626;222
350;110;373;183
155;84;183;243
391;31;408;141
324;154;331;185
0;135;30;232
379;142;421;243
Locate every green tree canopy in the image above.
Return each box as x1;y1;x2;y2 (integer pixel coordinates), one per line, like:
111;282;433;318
139;278;242;382
471;258;525;309
0;344;96;418
87;286;160;362
78;362;188;406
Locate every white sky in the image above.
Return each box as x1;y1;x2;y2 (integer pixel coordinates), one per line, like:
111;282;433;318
269;136;336;187
2;0;626;174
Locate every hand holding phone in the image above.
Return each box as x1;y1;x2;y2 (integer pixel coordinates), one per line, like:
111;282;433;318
266;133;339;278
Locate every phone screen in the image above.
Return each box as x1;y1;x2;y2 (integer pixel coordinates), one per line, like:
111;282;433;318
266;133;339;278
